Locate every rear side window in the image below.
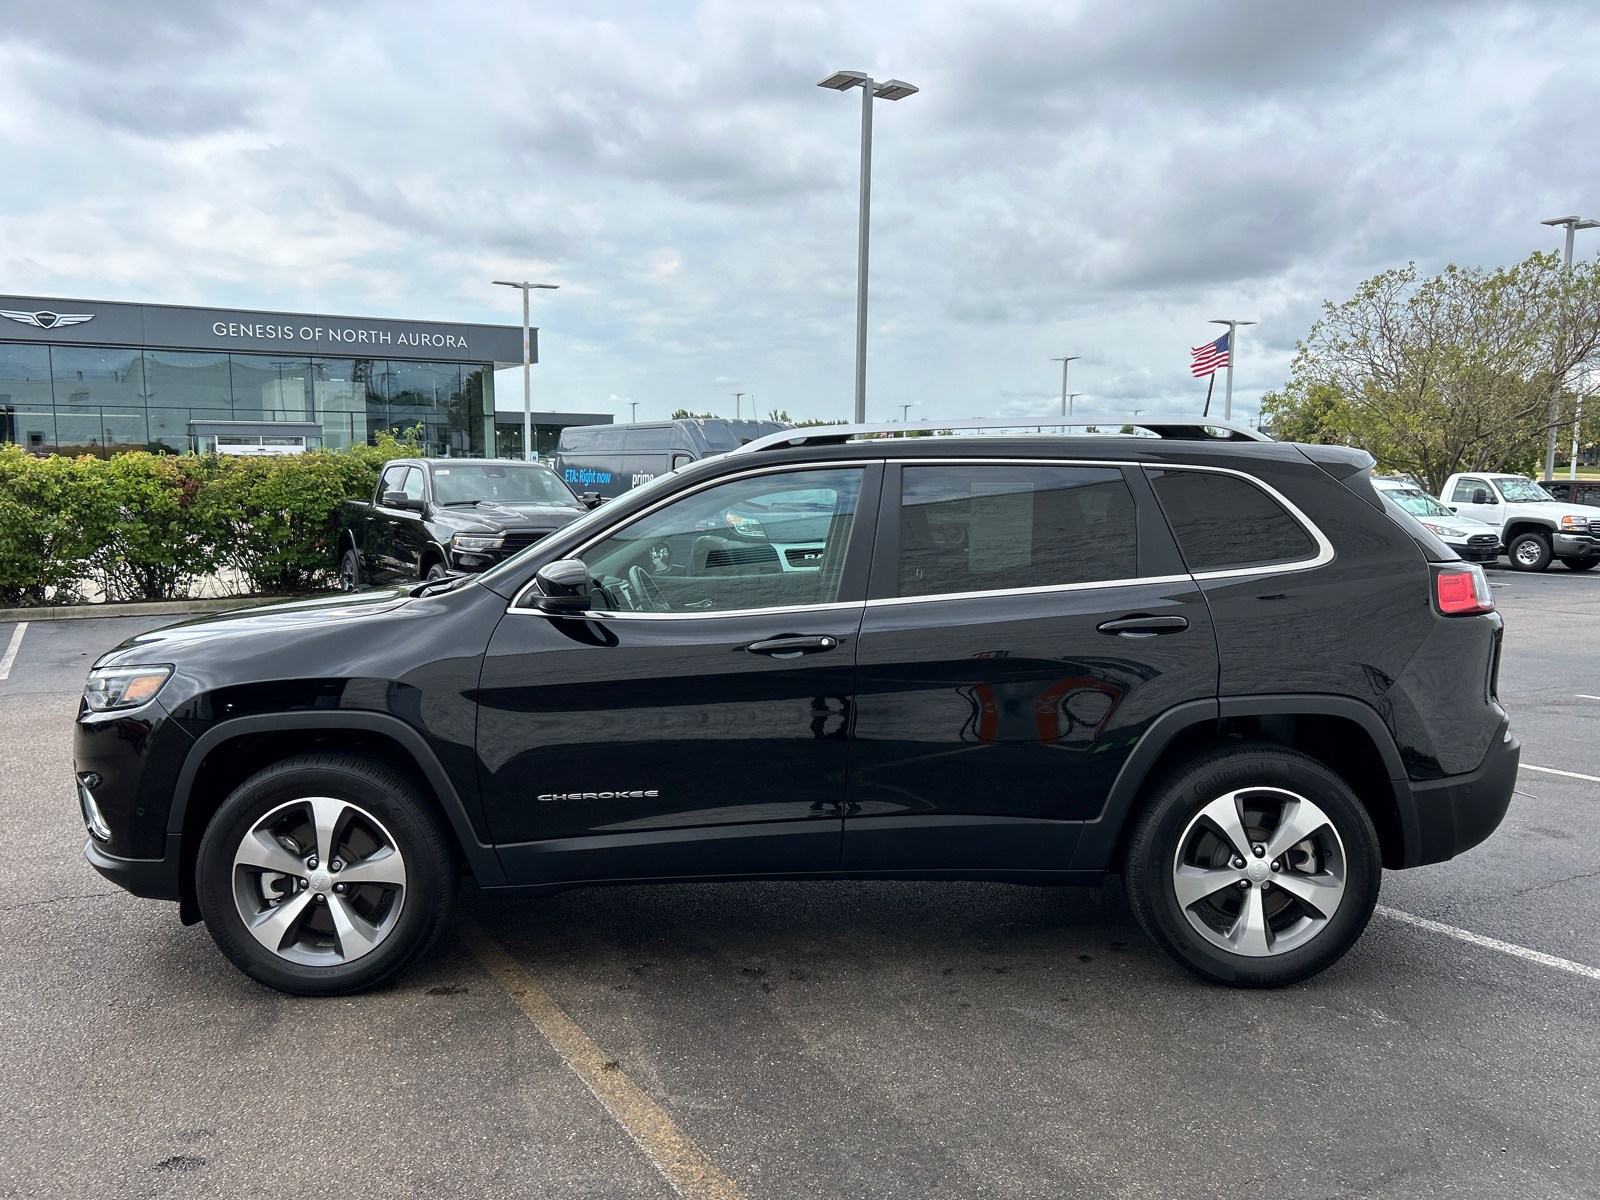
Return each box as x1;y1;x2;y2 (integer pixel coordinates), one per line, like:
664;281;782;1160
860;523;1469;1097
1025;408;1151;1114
898;465;1138;597
1148;468;1315;573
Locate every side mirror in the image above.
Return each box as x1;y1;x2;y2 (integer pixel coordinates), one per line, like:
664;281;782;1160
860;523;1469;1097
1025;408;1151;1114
580;491;605;510
1470;489;1489;505
384;491;425;511
533;558;592;613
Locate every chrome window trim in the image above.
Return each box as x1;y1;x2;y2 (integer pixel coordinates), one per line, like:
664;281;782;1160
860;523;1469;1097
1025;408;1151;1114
875;457;1332;605
865;573;1193;609
509;459;881;616
585;600;866;621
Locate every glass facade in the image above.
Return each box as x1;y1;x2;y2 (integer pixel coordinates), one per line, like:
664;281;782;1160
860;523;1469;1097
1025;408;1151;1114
0;341;496;456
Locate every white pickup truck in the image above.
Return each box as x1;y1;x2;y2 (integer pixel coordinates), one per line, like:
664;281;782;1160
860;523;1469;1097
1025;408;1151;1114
1442;471;1600;571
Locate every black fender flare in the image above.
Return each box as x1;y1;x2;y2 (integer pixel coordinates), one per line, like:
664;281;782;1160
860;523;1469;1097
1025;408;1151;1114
167;711;507;887
1070;694;1419;871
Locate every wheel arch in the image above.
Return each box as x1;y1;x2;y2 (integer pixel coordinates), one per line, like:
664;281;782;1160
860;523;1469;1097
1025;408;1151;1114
1503;519;1555;543
419;542;449;576
168;712;505;923
1073;695;1418;875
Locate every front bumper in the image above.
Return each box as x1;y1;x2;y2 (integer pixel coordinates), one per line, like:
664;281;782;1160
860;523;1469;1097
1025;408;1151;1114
84;833;183;903
1403;729;1520;867
1552;532;1600;558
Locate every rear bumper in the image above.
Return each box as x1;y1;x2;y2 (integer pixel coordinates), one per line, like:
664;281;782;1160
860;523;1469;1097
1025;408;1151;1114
1402;730;1519;867
84;834;182;903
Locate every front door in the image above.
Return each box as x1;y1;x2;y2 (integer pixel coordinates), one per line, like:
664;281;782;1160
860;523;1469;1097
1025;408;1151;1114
478;462;880;884
844;461;1218;874
367;463;412;582
1448;475;1503;529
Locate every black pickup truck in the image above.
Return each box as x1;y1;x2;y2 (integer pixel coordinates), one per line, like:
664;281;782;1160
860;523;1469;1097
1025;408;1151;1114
335;458;589;587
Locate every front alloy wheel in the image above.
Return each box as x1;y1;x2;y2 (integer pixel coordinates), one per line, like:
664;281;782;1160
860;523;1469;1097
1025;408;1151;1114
231;796;408;967
1125;744;1381;987
1509;532;1552;572
197;754;456;995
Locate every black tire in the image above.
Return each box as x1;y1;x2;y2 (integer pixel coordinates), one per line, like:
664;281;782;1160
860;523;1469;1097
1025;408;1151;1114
1508;531;1553;572
1123;743;1382;988
196;753;457;996
425;561;451;582
338;546;362;591
1560;556;1599;571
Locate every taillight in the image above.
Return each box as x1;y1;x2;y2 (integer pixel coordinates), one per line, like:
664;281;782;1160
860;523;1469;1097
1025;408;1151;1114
1433;563;1494;615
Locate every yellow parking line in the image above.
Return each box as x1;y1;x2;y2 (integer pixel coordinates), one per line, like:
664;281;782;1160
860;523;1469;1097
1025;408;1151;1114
458;915;746;1200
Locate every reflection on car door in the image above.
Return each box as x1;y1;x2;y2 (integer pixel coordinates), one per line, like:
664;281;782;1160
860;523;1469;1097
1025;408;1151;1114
478;463;882;885
844;461;1218;874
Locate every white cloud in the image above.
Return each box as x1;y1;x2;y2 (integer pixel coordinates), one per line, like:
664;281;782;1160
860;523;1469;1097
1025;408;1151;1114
3;0;1598;426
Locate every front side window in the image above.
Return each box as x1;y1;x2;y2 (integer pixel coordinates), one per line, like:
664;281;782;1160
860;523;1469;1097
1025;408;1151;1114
379;464;409;499
897;465;1138;598
432;463;575;506
1450;477;1488;503
1149;468;1316;573
578;467;864;614
1494;477;1554;503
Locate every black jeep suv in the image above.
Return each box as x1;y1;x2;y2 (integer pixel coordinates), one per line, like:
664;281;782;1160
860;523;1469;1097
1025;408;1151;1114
76;419;1517;995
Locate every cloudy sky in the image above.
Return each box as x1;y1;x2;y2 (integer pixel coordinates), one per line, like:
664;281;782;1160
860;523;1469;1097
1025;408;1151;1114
2;0;1598;426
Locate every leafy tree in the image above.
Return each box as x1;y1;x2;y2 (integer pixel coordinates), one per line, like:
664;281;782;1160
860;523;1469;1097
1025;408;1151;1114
670;409;719;419
1263;253;1600;493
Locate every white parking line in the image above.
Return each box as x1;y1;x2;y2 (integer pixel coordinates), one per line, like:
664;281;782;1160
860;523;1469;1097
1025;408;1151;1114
0;623;27;681
1575;695;1600;701
1522;764;1600;784
1376;906;1600;982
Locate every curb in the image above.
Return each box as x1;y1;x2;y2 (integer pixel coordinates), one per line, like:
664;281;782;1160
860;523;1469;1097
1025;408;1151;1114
0;596;306;623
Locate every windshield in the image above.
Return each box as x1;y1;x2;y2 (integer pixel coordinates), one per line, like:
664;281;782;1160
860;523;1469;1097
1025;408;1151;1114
1388;489;1454;518
1496;477;1555;503
431;464;576;506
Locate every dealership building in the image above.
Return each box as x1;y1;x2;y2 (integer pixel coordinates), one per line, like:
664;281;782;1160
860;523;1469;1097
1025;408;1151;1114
0;294;608;458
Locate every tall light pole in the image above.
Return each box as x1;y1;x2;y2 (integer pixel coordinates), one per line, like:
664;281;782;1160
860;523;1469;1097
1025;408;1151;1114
1067;393;1082;418
630;401;638;422
493;280;559;461
1209;319;1257;421
818;69;919;423
899;403;914;422
1540;216;1599;479
732;392;745;419
1051;355;1080;424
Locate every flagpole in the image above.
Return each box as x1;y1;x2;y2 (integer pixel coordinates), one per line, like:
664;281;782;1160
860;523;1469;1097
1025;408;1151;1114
1202;373;1215;418
1210;318;1256;421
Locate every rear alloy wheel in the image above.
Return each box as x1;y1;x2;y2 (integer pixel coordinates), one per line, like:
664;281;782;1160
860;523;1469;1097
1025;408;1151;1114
338;547;362;591
197;754;456;996
1509;532;1553;572
425;562;451;582
1560;556;1599;571
1124;744;1382;987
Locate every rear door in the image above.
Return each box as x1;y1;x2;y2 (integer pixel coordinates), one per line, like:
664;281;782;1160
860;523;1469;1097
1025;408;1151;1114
478;461;881;885
843;459;1217;874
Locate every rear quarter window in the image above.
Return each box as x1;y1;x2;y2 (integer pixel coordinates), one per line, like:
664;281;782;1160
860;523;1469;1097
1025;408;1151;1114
1148;468;1317;573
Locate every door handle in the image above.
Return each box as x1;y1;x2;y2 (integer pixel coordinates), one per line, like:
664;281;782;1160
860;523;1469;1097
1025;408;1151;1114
1096;615;1189;638
745;635;839;658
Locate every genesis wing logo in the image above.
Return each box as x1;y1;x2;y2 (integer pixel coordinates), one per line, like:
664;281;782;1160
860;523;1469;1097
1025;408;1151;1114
1;309;95;330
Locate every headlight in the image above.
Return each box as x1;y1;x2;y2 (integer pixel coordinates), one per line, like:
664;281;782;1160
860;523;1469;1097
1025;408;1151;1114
452;534;505;551
1422;522;1466;538
1560;514;1589;531
84;665;172;712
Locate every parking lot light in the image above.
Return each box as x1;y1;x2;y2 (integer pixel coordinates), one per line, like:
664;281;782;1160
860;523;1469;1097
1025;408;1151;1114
817;67;919;423
493;279;560;461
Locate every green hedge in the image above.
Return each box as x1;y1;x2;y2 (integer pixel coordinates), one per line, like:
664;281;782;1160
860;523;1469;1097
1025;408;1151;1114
0;433;417;607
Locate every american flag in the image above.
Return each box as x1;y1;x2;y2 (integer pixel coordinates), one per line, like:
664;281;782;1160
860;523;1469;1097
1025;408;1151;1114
1191;332;1230;377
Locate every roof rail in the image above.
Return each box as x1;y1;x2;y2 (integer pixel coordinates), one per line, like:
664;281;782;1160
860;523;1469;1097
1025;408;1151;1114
730;415;1274;455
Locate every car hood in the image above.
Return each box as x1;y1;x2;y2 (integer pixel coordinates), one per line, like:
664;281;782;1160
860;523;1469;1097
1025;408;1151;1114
432;503;586;534
94;588;417;668
1507;501;1600;521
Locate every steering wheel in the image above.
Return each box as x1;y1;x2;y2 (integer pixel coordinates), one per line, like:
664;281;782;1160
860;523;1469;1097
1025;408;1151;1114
628;565;670;613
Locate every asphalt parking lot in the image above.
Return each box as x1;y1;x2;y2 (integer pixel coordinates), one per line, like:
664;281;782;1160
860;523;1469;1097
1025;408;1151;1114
3;569;1598;1200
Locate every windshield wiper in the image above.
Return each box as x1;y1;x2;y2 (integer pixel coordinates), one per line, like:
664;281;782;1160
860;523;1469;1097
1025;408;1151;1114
439;499;489;507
